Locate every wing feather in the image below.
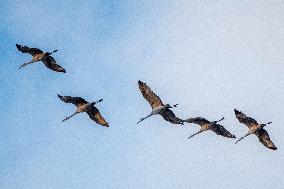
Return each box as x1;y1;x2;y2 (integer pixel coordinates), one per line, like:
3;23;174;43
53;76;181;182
57;95;88;107
184;117;210;126
86;106;109;127
159;109;184;124
234;109;258;128
16;44;43;55
210;124;236;138
42;56;66;73
256;129;277;150
138;80;163;109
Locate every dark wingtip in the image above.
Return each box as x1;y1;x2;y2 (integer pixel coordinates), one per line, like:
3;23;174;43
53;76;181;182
57;94;62;99
16;44;21;50
234;109;240;114
138;80;142;84
59;68;66;73
271;146;277;150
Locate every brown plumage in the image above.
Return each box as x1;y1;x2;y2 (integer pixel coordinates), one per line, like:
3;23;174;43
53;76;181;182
137;80;183;125
234;109;277;150
58;95;109;127
139;80;163;109
16;44;66;73
185;117;236;139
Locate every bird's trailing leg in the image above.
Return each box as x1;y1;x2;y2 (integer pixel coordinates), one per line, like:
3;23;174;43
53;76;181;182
137;113;154;124
188;129;204;139
235;133;251;144
62;112;79;122
19;60;37;69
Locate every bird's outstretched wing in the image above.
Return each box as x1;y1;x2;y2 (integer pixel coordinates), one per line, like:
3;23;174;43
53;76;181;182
138;80;164;109
234;109;258;128
184;117;210;126
256;129;277;150
210;124;236;138
42;56;66;73
86;106;109;127
57;95;88;107
16;44;43;55
159;109;184;124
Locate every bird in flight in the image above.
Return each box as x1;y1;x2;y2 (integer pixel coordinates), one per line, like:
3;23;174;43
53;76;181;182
58;95;109;127
184;117;236;139
137;80;184;125
234;109;277;150
16;44;66;73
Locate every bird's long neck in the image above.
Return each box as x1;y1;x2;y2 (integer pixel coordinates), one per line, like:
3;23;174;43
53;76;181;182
261;122;272;128
46;50;58;55
215;117;224;123
92;99;103;105
51;50;58;54
209;117;224;127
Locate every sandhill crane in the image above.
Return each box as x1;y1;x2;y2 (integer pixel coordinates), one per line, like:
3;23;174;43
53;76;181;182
184;117;236;139
58;95;109;127
234;109;277;150
16;44;66;73
137;80;184;125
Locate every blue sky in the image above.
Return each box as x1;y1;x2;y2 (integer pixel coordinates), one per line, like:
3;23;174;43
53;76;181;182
1;1;284;188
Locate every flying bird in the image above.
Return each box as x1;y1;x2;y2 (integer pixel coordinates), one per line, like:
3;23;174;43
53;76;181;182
234;109;277;150
58;95;109;127
184;117;236;139
16;44;66;73
137;80;184;125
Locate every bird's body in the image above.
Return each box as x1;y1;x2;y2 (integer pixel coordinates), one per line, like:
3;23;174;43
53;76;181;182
58;95;108;127
137;80;183;125
234;109;277;150
152;105;167;115
32;53;46;61
76;102;94;113
185;117;236;139
16;44;66;73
